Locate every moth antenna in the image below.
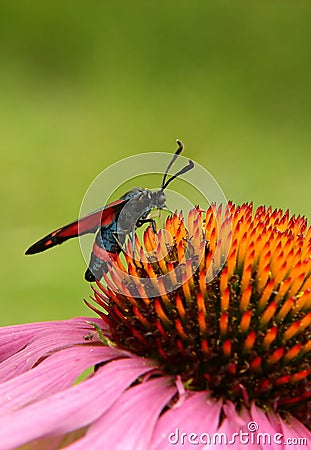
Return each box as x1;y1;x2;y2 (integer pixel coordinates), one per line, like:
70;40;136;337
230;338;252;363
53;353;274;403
161;139;184;189
162;159;194;190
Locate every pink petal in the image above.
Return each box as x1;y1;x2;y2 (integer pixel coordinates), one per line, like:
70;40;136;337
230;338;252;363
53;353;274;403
0;345;123;414
210;404;257;450
0;356;154;450
281;414;311;449
0;317;105;381
151;392;222;450
250;403;282;450
0;317;104;360
66;376;177;450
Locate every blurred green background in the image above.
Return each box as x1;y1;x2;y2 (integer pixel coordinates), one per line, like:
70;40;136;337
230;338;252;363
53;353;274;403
1;2;310;325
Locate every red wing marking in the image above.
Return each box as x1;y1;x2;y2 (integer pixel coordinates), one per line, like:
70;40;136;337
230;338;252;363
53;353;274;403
25;199;126;255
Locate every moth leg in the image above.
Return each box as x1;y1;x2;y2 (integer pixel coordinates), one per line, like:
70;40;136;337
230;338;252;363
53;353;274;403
131;228;136;259
136;218;157;233
112;230;128;252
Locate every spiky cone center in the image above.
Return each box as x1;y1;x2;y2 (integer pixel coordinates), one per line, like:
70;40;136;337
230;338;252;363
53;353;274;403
89;202;311;427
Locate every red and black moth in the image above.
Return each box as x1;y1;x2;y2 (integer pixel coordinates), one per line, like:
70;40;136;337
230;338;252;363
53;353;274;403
25;140;194;282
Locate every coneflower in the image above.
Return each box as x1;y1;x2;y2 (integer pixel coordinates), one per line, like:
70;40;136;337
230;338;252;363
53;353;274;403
0;203;310;449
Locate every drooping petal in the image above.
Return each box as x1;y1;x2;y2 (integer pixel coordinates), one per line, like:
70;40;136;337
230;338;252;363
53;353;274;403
0;345;124;414
0;317;105;361
151;392;222;450
0;356;155;450
205;403;255;450
0;317;105;381
250;403;283;450
66;376;177;450
281;414;311;449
